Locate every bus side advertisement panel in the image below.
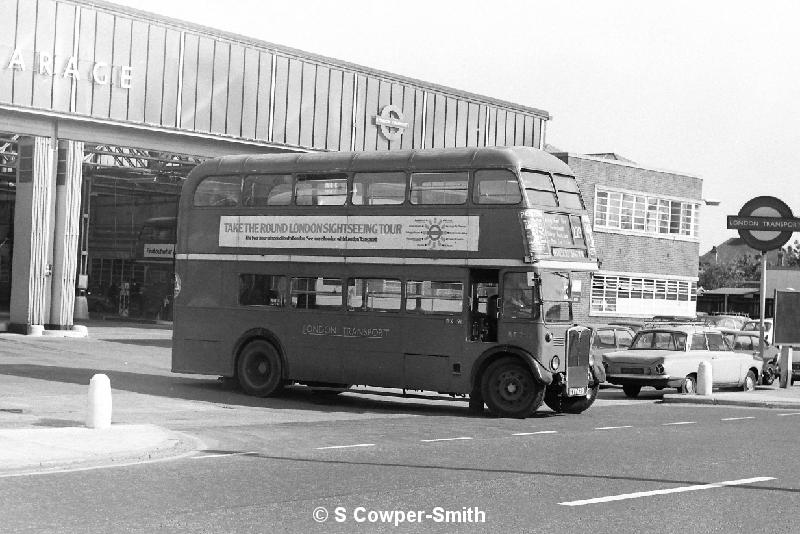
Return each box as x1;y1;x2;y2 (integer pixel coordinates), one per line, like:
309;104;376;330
217;215;480;252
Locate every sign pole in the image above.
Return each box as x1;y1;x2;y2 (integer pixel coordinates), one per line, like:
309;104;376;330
759;251;767;361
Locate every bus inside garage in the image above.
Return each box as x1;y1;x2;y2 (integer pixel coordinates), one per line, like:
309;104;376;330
81;145;204;320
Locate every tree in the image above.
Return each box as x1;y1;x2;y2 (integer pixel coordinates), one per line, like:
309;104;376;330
699;254;760;290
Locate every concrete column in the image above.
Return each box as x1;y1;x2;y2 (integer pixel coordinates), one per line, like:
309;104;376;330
48;140;84;329
10;136;56;332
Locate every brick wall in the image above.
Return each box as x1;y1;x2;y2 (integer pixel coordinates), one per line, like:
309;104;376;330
555;154;701;279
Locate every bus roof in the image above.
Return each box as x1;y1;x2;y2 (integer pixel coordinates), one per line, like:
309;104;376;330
185;147;573;185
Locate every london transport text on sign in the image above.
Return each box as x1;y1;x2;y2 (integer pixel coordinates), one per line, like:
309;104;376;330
727;216;800;232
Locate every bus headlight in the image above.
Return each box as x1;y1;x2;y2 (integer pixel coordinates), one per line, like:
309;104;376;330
550;356;560;370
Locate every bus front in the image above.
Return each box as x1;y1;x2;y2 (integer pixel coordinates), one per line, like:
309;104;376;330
500;169;600;413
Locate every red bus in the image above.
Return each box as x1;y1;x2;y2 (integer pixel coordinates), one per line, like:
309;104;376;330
172;147;602;417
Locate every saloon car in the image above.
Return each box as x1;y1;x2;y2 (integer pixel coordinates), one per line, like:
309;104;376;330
588;324;634;365
741;319;774;345
719;328;780;385
604;325;762;397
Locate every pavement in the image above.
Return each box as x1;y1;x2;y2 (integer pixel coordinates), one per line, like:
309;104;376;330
1;317;800;477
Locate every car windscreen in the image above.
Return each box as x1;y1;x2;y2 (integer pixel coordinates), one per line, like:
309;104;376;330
630;331;687;350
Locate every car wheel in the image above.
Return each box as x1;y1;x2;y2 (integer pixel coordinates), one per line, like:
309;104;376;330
681;374;697;394
622;384;641;398
743;370;757;392
237;340;284;397
481;357;545;418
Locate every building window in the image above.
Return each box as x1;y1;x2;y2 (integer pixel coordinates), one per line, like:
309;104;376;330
594;187;699;239
591;274;697;316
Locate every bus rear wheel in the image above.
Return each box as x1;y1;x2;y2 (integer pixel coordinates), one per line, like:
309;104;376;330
237;340;284;397
481;357;544;418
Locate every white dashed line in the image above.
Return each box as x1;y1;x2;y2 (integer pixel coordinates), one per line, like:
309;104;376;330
662;421;696;426
777;412;800;416
315;444;375;450
513;430;558;436
192;451;259;460
594;426;633;430
420;437;473;443
558;476;776;506
721;417;756;421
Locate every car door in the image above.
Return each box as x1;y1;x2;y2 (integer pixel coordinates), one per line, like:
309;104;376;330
707;331;740;384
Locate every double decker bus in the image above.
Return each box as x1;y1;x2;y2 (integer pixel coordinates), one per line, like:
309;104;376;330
172;147;602;417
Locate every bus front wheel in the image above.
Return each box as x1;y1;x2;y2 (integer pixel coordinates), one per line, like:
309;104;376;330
237;340;284;397
544;383;599;414
480;357;544;418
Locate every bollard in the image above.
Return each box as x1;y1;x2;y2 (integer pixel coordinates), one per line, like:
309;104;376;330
697;361;713;396
779;347;792;389
87;374;112;429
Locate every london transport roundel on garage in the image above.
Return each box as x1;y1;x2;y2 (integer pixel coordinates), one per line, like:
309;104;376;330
727;196;799;251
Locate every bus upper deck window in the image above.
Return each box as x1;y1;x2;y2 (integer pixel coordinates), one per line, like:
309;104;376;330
553;174;584;209
473;169;522;204
193;176;242;207
243;174;293;206
295;174;348;206
409;172;468;205
520;171;557;207
352;172;406;205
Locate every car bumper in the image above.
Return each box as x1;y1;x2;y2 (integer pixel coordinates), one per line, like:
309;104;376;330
606;374;679;388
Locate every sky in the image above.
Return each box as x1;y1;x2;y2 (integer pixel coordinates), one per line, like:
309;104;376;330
111;0;800;253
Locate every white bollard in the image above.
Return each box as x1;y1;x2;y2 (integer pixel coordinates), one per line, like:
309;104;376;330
779;347;792;389
87;374;113;429
697;361;713;396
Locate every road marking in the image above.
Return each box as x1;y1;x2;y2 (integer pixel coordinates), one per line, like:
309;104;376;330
721;417;756;421
594;425;633;430
315;443;375;450
662;421;696;426
558;476;776;506
420;437;473;442
777;412;800;416
192;451;260;459
513;431;558;436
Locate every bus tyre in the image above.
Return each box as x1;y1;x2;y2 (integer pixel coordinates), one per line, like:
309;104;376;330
544;383;599;414
480;357;544;418
237;340;284;397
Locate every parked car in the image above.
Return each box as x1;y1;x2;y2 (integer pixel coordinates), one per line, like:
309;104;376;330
703;314;750;330
607;320;647;333
718;328;780;385
741;318;774;345
604;325;762;398
588;324;634;367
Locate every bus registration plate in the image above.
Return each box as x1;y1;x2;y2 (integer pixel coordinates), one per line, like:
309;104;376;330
568;387;586;396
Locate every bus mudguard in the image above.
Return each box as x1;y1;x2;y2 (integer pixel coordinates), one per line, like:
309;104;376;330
472;346;554;389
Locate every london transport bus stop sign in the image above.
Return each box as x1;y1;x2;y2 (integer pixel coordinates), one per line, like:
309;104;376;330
727;195;798;387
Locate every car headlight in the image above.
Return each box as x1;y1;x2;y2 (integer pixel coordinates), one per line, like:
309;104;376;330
550;356;560;371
